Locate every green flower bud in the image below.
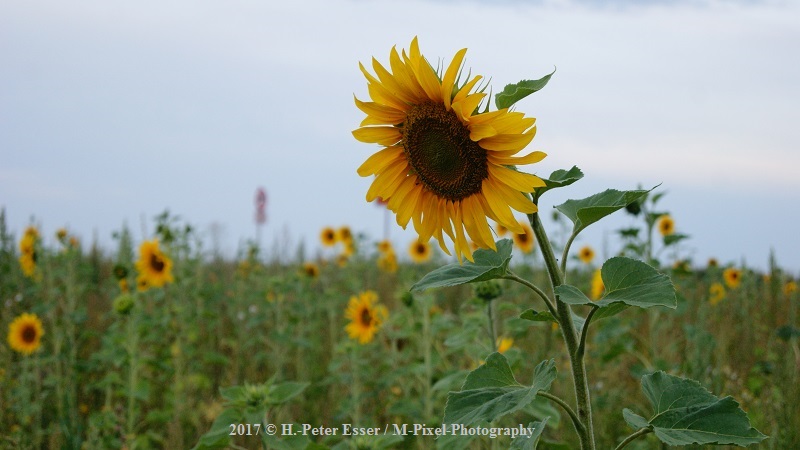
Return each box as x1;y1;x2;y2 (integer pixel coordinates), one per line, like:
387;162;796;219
113;293;135;315
474;280;502;302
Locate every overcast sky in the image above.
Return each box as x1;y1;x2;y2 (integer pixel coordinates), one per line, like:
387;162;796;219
2;0;798;272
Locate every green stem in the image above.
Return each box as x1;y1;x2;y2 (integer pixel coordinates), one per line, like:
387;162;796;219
615;428;653;450
502;272;557;317
577;307;598;359
422;297;433;421
537;391;585;435
529;211;596;450
487;300;497;352
560;232;578;281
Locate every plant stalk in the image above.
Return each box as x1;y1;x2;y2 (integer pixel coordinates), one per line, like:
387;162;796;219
529;211;596;450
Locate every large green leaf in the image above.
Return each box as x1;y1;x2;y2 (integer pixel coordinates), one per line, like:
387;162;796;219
533;166;584;199
411;240;513;292
495;69;555;110
624;371;767;446
555;257;676;310
510;418;549;450
444;355;556;425
555;188;653;237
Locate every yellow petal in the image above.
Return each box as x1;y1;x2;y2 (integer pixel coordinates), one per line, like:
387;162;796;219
386;176;417;211
480;180;524;234
396;184;423;227
366;160;408;201
479;130;536;151
442;47;467;110
367;81;408;112
355;96;406;125
357;146;404;177
390;46;425;99
487;178;538;214
469;123;497;141
352;126;402;146
452;93;485;122
372;57;416;104
488;151;547;166
489;165;545;192
452;74;483;105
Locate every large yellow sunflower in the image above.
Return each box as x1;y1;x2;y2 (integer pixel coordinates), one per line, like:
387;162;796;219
344;291;388;344
135;239;174;289
353;38;546;262
7;313;44;355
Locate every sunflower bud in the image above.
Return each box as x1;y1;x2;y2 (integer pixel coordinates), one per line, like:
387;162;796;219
474;280;502;302
113;293;135;315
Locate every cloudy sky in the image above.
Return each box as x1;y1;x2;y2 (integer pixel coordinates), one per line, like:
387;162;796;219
2;0;799;272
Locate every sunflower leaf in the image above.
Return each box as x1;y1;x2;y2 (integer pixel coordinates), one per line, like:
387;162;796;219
410;240;512;292
555;187;655;237
443;355;556;425
510;418;549;450
623;371;767;446
533;166;584;199
554;257;676;311
495;69;556;110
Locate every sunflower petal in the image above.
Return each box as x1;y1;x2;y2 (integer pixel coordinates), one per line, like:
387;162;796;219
489;165;546;191
488;151;547;166
352;126;402;146
442;47;467;110
357;146;404;177
355;96;406;125
479;130;536;151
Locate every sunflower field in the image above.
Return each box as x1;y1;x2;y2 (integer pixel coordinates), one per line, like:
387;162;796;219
3;38;799;450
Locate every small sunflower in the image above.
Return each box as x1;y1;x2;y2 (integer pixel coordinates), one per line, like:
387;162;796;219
723;267;742;289
7;313;44;355
707;258;718;268
494;223;508;237
784;280;797;296
409;240;432;263
590;269;605;301
135;239;174;289
578;245;595;264
496;337;514;354
377;250;398;273
344;291;388;344
336;226;353;245
377;240;394;254
709;282;726;306
353;38;546;263
658;215;675;237
320;227;337;247
512;221;535;254
18;253;37;278
302;262;320;278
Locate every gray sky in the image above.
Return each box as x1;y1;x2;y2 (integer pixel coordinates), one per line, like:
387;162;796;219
2;0;799;272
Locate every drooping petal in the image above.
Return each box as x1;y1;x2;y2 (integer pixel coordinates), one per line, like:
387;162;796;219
489;165;546;192
479;129;536;151
355;96;406;125
487;151;547;166
352;126;402;146
357;145;404;177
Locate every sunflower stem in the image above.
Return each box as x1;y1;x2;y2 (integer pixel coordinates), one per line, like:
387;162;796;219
529;210;596;450
560;232;578;282
487;300;497;352
502;272;557;317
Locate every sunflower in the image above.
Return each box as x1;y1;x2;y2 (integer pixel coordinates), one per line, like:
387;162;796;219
18;226;40;278
784;280;797;296
707;258;718;268
723;267;742;289
494;223;508;237
512;221;535;254
353;38;546;263
590;269;605;301
377;250;398;273
377;239;394;254
18;253;37;278
409;240;432;263
496;337;514;354
336;226;353;245
135;240;174;289
709;282;726;306
344;291;388;344
302;262;320;278
658;215;675;236
578;245;595;264
7;313;44;355
320;227;337;247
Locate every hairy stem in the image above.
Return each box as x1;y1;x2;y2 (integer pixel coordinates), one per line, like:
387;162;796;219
537;391;585;435
529;211;596;450
502;272;557;317
615;428;653;450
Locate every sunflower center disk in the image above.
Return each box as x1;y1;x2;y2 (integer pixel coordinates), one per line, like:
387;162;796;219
360;308;373;326
150;253;165;272
403;102;488;202
22;325;37;343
